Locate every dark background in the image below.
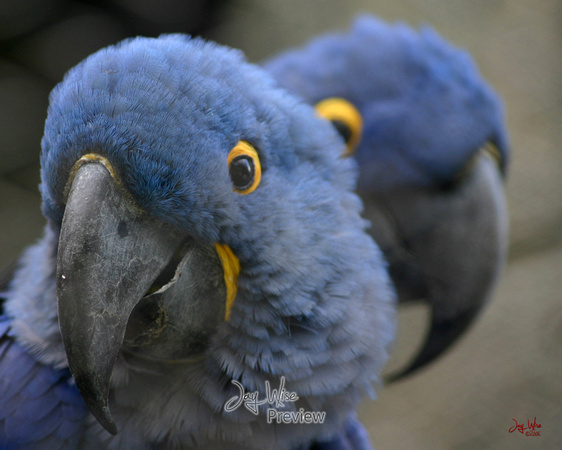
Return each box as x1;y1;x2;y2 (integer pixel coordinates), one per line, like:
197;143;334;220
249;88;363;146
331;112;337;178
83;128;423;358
1;0;560;448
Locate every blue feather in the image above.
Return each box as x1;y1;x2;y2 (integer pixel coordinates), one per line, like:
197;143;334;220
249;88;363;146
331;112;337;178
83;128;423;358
3;30;396;448
264;15;508;191
0;317;87;447
265;15;510;381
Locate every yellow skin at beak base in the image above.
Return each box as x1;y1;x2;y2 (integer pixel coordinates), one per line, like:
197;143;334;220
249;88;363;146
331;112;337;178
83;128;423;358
214;243;241;321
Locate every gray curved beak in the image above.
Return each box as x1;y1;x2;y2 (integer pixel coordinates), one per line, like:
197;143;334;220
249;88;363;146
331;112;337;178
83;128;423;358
57;160;225;434
362;152;508;380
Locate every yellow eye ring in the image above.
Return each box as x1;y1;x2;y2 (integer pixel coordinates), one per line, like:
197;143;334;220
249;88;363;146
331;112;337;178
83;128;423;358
227;140;261;194
315;97;363;157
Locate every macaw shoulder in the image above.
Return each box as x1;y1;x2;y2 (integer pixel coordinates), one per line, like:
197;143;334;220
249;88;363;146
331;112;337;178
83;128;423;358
0;316;88;448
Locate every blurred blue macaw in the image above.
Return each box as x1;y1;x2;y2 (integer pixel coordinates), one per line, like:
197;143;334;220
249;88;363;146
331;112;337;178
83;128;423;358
264;16;509;378
0;33;395;448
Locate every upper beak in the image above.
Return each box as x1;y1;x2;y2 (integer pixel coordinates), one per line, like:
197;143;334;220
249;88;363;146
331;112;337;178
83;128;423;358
362;150;508;380
57;156;226;434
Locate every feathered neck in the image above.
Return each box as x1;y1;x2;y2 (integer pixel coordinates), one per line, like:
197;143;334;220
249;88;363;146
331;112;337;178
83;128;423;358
4;223;67;368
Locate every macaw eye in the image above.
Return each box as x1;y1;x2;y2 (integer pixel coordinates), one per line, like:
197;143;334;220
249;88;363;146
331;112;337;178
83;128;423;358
227;141;261;194
315;97;363;157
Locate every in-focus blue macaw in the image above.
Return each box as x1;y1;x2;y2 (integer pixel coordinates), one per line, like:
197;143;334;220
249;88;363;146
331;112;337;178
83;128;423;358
264;16;509;377
0;33;396;448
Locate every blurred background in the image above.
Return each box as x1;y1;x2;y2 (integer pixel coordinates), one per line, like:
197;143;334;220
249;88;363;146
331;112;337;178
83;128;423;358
0;0;560;448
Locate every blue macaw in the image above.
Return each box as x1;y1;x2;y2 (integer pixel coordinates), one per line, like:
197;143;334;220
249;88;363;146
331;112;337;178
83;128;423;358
264;16;509;377
0;34;396;448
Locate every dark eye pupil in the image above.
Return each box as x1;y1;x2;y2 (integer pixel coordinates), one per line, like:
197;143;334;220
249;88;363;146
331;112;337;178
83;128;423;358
229;155;255;190
330;119;353;144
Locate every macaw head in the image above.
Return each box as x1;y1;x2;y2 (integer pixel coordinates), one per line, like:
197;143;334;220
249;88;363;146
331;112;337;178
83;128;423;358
39;34;395;442
265;16;508;189
264;16;509;378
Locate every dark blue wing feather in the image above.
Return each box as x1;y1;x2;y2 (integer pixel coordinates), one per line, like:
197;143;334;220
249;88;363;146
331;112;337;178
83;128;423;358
0;316;87;448
302;414;373;450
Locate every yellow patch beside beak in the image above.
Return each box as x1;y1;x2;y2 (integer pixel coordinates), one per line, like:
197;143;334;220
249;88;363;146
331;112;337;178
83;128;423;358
214;243;241;321
482;141;502;168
